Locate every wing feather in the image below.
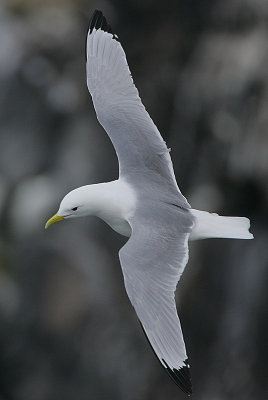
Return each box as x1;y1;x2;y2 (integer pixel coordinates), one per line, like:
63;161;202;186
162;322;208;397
86;11;189;207
119;203;194;394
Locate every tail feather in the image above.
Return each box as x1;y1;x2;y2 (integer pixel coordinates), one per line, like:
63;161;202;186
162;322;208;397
189;209;253;240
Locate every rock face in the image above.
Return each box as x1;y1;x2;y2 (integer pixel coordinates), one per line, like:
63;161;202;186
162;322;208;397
0;1;267;399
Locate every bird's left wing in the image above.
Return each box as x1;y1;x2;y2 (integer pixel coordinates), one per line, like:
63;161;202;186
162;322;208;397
119;203;193;395
86;10;189;207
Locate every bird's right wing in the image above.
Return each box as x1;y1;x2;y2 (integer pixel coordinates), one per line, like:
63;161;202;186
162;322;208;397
119;203;193;395
86;10;189;207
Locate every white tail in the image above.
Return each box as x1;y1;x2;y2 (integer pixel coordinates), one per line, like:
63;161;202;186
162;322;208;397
189;209;253;240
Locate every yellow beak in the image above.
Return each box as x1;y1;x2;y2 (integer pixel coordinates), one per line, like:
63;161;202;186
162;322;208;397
45;213;64;229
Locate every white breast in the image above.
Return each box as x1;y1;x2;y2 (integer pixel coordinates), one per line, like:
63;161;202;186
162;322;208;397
100;215;132;237
95;179;136;237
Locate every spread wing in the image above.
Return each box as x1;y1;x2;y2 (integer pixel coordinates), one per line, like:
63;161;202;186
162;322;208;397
119;203;194;395
86;10;194;394
86;10;189;208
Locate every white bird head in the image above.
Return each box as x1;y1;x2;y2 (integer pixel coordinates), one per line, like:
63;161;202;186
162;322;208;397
45;186;92;229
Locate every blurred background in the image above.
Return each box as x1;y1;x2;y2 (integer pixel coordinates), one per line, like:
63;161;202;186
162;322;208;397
0;0;267;399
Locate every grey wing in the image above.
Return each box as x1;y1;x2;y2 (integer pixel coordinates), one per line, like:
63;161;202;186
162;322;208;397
119;204;194;395
86;11;189;206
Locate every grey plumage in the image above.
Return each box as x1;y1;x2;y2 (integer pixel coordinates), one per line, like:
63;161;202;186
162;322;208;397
86;11;194;394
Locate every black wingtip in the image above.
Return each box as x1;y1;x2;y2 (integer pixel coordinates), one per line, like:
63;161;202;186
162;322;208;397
88;9;119;41
162;359;192;396
139;323;192;395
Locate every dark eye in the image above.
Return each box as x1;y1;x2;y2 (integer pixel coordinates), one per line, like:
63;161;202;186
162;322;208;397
71;207;78;211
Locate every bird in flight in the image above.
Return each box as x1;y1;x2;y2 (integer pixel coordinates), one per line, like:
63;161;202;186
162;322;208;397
45;10;253;395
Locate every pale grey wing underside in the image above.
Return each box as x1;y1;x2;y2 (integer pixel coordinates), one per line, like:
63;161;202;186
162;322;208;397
86;14;189;207
119;203;194;394
87;11;193;395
